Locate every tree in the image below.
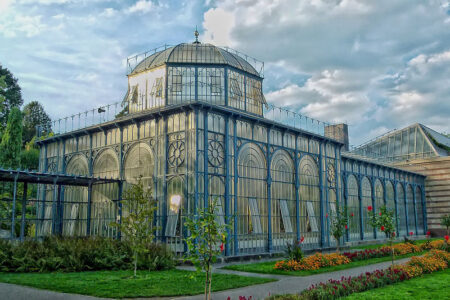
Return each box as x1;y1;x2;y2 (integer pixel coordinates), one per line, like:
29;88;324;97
184;198;230;300
0;65;23;132
111;177;157;277
368;205;397;267
330;205;349;253
20;138;40;170
22;101;51;145
0;107;23;169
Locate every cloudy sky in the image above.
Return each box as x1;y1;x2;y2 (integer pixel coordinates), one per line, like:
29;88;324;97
1;0;450;146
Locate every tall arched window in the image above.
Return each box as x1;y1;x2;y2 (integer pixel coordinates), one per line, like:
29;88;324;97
63;155;89;236
299;155;320;246
237;143;267;253
124;143;154;191
347;175;360;241
375;179;384;239
165;176;184;250
415;186;425;234
92;149;119;237
361;177;373;239
270;150;295;249
397;184;406;236
386;181;395;216
406;185;416;234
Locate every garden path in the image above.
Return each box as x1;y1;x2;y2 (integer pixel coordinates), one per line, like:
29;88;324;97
175;257;411;300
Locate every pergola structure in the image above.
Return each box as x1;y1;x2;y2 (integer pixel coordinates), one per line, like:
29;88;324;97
0;169;123;241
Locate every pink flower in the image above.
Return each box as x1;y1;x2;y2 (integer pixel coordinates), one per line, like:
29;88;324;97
220;243;224;252
300;236;305;243
345;225;348;229
379;212;382;216
350;212;354;217
409;231;414;236
367;206;372;211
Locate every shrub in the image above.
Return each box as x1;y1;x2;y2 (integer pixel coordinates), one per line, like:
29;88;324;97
342;247;391;261
407;256;447;273
392;242;421;255
0;236;174;273
390;264;423;278
285;239;304;262
274;253;350;271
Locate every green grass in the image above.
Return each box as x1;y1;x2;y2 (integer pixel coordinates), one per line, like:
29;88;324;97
0;269;275;298
342;268;450;299
349;238;439;250
223;252;425;276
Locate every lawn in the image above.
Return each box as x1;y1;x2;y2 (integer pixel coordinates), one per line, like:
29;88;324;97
342;268;450;299
0;269;275;298
223;252;425;276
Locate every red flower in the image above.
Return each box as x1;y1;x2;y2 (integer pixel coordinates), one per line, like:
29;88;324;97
300;236;305;243
409;231;414;236
345;225;348;229
426;231;431;236
350;212;354;217
381;226;385;231
326;213;328;218
220;243;224;252
367;206;372;211
379;212;382;216
445;235;449;242
392;232;396;237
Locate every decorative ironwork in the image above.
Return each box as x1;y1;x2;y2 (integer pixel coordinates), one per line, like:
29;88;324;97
327;162;335;184
208;140;224;167
168;140;185;167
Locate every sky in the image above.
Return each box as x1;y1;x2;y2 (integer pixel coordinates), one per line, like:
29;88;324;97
1;0;450;146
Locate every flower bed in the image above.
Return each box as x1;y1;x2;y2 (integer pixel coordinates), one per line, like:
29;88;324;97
274;253;350;271
342;247;391;261
294;250;449;299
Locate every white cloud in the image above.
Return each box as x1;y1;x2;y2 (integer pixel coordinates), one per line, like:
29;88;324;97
126;0;154;14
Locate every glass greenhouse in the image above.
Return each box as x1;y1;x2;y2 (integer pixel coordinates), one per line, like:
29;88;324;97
34;41;427;256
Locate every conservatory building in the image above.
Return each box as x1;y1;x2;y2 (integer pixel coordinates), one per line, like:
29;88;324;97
36;40;427;256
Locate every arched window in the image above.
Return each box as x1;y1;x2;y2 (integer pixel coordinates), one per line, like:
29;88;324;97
415;186;425;234
375;179;384;239
397;184;406;236
406;185;416;234
347;175;360;241
361;177;373;239
237;143;267;253
270;150;295;248
386;181;395;215
124;143;154;191
63;155;89;236
165;176;184;241
91;149;119;237
299;155;320;246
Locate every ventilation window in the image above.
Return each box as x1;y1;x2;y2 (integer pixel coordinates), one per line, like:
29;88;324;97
165;194;182;237
210;75;221;95
306;201;319;232
248;198;262;234
124;85;138;104
279;199;293;233
171;74;182;94
230;77;242;99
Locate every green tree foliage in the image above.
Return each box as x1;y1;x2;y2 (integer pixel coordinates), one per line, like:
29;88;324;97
368;205;397;267
184;198;230;300
0;65;23;132
111;177;157;277
22;101;51;145
19;138;40;170
441;214;450;236
330;205;349;253
0;107;23;169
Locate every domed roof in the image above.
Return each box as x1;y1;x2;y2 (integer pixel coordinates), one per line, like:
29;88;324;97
130;43;261;77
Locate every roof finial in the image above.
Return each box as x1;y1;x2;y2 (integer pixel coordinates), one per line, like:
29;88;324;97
194;26;200;44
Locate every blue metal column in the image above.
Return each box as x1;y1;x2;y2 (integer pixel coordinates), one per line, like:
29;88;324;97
20;182;28;241
51;179;58;235
421;186;427;233
162;116;168;243
233;117;239;255
334;146;341;245
266;127;272;252
203;111;209;208
344;174;350;242
371;177;377;239
59;139;66;235
294;140;300;241
319;142;325;247
394;181;399;236
117;180;123;240
412;184;418;235
224;115;231;256
194;109;199;218
323;143;330;247
358;174;364;240
404;181;409;235
86;182;92;235
40;144;49;229
10;174;18;239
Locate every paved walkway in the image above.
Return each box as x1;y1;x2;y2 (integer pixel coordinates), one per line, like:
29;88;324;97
0;257;410;300
175;257;411;300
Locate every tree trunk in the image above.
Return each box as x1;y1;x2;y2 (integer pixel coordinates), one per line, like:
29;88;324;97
134;250;137;278
204;266;209;300
336;238;340;253
208;270;212;300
